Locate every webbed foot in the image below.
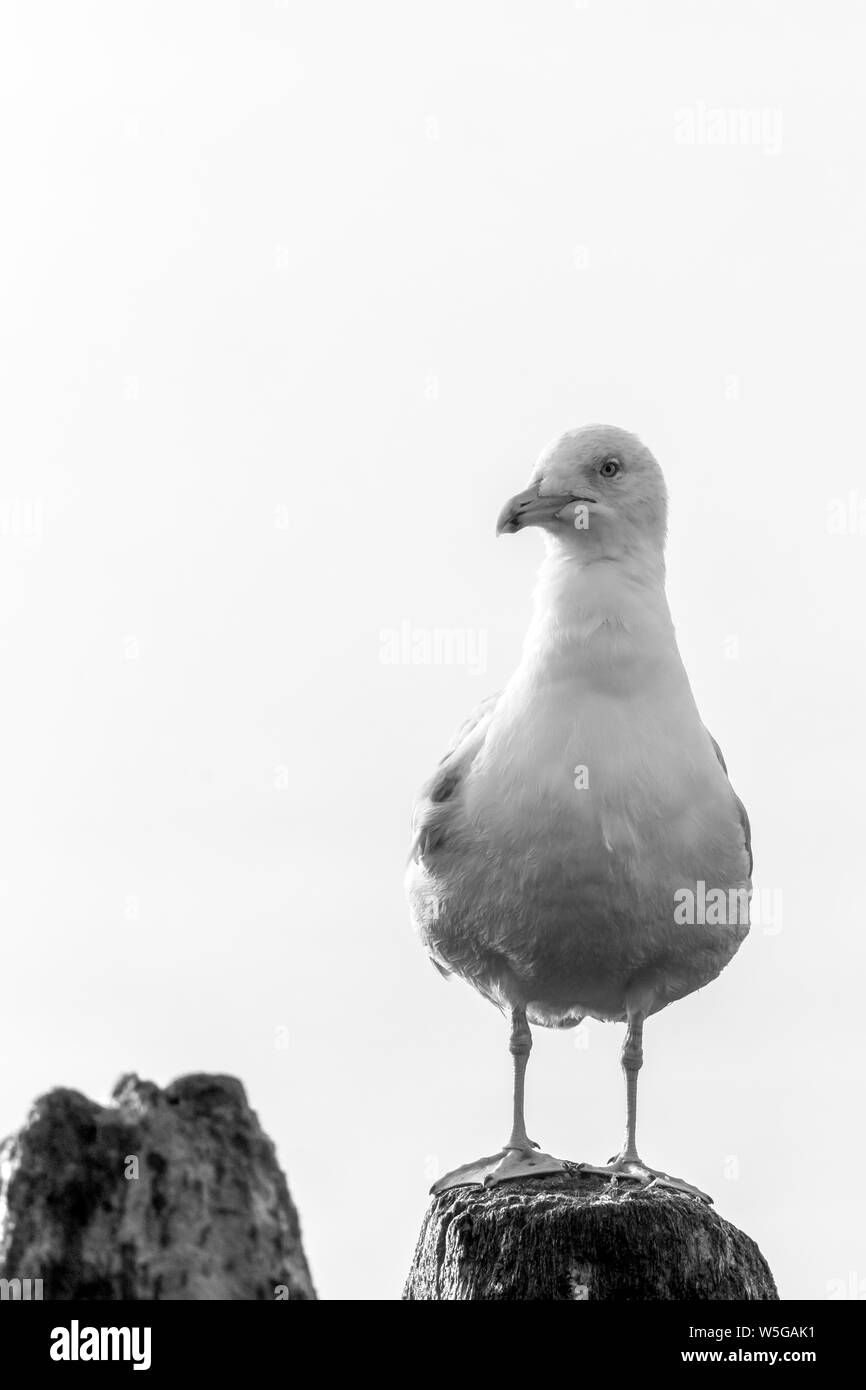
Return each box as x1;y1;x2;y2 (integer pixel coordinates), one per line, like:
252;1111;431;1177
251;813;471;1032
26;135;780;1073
431;1145;568;1194
578;1154;712;1204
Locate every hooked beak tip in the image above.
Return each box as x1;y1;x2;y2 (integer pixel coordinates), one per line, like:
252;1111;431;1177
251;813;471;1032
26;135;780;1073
495;498;524;536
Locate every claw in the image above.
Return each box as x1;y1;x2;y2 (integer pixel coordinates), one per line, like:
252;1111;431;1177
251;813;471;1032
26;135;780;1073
579;1157;712;1204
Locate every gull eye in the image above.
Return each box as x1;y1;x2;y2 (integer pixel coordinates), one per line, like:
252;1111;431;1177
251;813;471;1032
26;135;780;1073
599;456;621;478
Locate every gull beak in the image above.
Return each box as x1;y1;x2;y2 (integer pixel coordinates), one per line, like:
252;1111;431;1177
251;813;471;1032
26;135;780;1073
496;484;592;536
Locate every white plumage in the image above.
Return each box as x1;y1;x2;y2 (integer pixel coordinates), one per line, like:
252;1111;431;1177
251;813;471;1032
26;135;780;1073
406;424;751;1199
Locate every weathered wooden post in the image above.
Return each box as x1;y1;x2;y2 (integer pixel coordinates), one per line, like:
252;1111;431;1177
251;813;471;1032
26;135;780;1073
0;1073;315;1300
404;1169;777;1301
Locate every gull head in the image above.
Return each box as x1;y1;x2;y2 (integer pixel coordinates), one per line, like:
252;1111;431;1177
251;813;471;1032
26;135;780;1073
496;424;668;559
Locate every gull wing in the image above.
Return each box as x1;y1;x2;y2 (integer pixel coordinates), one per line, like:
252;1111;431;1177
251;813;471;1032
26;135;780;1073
408;692;500;865
707;730;753;877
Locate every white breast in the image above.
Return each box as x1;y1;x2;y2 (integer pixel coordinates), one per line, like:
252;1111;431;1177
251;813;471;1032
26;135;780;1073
464;557;745;905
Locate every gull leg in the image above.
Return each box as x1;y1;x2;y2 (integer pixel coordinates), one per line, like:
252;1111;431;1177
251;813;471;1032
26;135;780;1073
431;1006;568;1194
505;1003;539;1150
580;1010;713;1204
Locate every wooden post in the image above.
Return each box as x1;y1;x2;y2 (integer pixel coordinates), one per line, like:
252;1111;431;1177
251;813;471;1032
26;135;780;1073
404;1170;778;1301
0;1073;315;1300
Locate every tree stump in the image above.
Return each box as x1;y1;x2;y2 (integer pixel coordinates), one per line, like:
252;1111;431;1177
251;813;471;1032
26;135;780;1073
404;1169;778;1300
0;1073;315;1300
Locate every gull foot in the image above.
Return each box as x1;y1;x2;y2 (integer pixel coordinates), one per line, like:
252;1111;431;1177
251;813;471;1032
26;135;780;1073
578;1156;713;1204
431;1145;568;1194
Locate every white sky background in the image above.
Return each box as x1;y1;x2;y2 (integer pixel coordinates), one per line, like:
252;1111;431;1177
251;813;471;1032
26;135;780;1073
1;0;864;1301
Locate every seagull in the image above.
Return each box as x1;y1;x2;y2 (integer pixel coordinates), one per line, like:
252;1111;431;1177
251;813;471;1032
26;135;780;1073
406;424;751;1201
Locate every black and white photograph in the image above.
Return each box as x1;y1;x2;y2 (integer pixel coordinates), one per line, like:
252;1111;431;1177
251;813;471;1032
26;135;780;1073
0;0;862;1360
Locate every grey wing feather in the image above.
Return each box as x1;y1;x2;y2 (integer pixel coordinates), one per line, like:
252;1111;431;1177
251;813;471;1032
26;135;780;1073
707;730;753;877
408;692;500;865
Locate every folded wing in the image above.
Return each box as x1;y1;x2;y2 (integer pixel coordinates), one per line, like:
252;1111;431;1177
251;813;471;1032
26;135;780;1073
408;692;500;865
707;729;753;877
